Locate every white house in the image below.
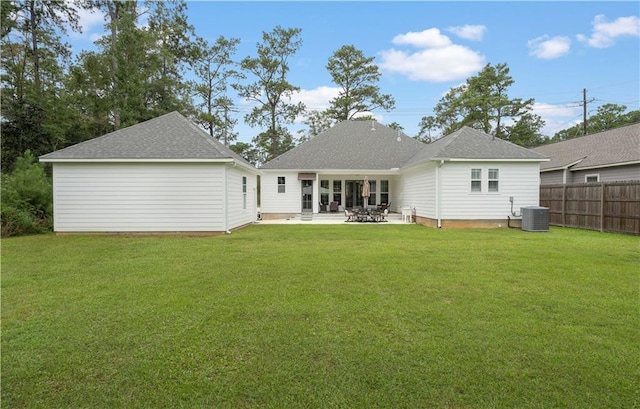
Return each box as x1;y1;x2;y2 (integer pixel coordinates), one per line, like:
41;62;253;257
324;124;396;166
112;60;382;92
39;111;259;234
260;121;549;228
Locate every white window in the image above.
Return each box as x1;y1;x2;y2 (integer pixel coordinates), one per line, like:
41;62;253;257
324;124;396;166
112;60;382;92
242;176;247;209
380;180;389;204
368;180;377;206
471;169;482;192
488;168;499;192
277;176;286;193
320;180;329;206
332;180;342;205
585;174;599;183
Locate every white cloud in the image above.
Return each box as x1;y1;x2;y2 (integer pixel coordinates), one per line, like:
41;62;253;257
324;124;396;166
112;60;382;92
577;15;640;48
532;102;582;136
380;28;485;82
528;35;571;59
288;86;340;111
69;7;105;39
447;25;487;41
532;102;580;118
380;45;485;82
281;86;341;123
392;28;452;48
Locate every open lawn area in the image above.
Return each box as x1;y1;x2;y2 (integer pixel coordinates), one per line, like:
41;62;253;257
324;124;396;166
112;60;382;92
2;226;638;408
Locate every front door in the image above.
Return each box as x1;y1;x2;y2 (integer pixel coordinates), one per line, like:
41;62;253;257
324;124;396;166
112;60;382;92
301;180;313;212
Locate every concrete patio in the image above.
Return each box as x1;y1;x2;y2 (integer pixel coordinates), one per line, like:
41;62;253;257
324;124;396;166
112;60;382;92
257;212;410;225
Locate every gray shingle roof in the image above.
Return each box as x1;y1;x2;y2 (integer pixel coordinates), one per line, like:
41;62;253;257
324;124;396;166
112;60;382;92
261;120;426;170
403;126;547;168
531;123;640;171
262;122;547;171
39;111;254;168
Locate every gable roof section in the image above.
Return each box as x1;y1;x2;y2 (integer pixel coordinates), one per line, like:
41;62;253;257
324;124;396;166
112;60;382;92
40;111;256;170
261;120;425;170
403;126;547;168
531;123;640;171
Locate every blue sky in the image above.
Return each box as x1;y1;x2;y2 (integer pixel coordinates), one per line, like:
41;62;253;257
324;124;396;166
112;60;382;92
72;1;640;144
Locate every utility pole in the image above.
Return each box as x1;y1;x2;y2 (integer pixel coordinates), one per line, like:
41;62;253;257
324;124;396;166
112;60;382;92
583;88;588;135
222;105;229;146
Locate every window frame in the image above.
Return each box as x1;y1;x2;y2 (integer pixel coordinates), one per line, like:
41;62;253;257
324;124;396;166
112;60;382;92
488;168;499;193
367;180;377;206
471;168;482;193
585;174;600;183
332;180;342;205
380;180;389;204
277;176;286;194
242;176;247;209
320;179;330;205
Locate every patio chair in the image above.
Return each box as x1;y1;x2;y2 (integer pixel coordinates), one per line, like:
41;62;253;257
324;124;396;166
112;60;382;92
345;208;355;222
402;207;412;223
330;202;339;212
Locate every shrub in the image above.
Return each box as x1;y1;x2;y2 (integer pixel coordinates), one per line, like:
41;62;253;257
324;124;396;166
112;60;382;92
1;151;53;236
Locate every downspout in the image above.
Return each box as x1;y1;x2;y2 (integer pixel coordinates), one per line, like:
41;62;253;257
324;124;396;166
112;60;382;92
223;165;230;234
436;160;444;228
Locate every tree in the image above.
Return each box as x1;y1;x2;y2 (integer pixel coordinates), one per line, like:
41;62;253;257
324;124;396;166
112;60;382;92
296;110;335;142
191;35;242;144
1;1;19;39
0;0;80;171
1;150;53;236
387;122;404;132
505;112;546;147
325;45;395;121
234;26;305;161
426;62;544;145
144;0;198;117
551;104;640;142
230;141;262;166
70;0;195;132
417;115;439;143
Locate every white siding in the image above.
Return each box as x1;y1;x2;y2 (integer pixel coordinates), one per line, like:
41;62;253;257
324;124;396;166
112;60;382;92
225;166;258;230
398;163;436;218
260;171;301;213
52;163;227;232
440;162;540;219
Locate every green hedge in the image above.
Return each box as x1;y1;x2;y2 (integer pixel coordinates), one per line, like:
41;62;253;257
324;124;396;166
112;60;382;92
1;151;53;236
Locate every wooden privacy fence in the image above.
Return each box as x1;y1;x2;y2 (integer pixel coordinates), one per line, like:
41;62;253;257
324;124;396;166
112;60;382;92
539;181;640;235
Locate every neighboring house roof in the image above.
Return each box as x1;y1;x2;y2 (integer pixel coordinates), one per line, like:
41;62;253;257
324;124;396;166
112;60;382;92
261;120;425;170
531;123;640;171
261;121;547;171
40;111;256;170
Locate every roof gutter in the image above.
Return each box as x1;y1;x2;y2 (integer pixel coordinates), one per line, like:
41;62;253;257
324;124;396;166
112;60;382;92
446;158;549;163
38;158;236;163
539;158;585;173
436;159;445;228
39;157;262;174
567;160;640;171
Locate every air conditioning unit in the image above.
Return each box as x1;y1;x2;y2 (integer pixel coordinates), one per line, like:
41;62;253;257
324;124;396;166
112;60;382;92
521;206;549;232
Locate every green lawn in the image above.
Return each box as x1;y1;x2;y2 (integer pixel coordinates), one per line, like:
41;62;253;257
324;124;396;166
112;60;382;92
2;226;638;408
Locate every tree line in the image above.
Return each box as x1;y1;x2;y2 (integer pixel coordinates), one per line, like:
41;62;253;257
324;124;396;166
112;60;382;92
1;0;396;170
2;0;638;173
